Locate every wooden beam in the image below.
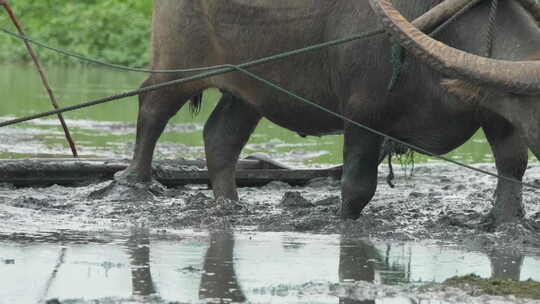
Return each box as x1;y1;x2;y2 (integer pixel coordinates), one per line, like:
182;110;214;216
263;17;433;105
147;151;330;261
0;158;341;187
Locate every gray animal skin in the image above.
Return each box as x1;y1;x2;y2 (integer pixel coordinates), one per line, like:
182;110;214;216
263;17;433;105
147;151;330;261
115;0;540;227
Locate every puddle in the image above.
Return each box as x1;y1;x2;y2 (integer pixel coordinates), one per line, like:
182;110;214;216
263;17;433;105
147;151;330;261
1;228;540;304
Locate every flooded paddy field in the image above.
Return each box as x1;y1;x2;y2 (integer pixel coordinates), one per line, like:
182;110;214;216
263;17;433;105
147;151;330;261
1;163;540;304
1;63;540;303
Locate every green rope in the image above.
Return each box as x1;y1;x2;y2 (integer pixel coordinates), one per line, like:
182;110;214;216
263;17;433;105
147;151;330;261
484;0;499;57
388;41;406;91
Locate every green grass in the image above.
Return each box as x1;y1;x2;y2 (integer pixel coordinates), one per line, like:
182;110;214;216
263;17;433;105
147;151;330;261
444;274;540;299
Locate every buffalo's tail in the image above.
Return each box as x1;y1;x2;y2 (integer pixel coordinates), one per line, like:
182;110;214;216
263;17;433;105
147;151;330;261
189;93;203;115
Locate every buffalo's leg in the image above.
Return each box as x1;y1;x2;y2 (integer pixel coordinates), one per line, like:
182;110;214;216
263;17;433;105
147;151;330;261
483;119;528;226
118;78;202;184
203;93;261;200
341;124;383;219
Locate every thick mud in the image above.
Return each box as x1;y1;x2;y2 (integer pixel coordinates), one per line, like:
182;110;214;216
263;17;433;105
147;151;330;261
1;162;540;245
1;162;540;303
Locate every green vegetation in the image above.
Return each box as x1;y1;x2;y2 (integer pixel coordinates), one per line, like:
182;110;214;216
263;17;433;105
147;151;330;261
444;274;540;300
0;0;152;66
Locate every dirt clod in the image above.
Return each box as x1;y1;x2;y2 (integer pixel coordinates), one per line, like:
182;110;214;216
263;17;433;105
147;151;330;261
314;196;339;206
280;191;314;208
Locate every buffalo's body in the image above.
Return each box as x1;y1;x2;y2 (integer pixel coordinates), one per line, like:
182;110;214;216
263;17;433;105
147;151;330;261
119;0;540;226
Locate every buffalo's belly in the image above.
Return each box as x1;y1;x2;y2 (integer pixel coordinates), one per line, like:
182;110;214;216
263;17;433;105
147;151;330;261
255;98;344;136
210;65;344;136
393;119;480;156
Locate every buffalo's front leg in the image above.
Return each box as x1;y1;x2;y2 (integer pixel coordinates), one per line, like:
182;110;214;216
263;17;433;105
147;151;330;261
482;119;528;226
341;124;383;219
203;93;261;200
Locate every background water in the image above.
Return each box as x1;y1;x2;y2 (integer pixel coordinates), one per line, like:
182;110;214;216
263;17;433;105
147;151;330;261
1;229;539;304
0;63;500;166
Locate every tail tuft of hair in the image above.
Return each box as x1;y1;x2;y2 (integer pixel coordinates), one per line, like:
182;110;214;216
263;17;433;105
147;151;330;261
189;93;203;115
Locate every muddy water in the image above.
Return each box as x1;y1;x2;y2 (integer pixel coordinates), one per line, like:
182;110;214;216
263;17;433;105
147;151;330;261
0;63;499;165
0;162;539;303
2;228;540;304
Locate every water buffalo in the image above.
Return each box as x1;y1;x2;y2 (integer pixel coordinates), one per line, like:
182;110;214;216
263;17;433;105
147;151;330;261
116;0;540;226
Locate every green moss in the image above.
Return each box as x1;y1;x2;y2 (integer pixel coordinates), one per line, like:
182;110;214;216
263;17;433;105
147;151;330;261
444;274;540;299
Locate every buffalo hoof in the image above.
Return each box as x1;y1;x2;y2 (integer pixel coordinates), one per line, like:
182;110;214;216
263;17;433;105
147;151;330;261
478;213;527;232
88;171;165;201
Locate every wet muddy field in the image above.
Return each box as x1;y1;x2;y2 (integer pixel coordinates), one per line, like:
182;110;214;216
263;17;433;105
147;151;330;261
1;162;540;303
2;63;540;303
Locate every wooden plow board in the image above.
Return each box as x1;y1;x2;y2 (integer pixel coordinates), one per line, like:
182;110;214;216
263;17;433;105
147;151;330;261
0;158;342;187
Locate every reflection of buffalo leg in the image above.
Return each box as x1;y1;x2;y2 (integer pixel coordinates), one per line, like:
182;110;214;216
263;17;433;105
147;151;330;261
339;236;380;304
127;228;156;296
489;250;524;281
199;230;245;302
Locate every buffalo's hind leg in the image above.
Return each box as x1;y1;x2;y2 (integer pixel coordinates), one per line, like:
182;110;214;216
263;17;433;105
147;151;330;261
112;78;205;194
203;92;261;200
482;118;528;227
341;123;383;220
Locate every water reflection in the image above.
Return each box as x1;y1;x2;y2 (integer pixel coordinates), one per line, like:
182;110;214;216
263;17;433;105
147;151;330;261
336;236;532;304
338;236;416;304
488;250;524;281
199;230;246;303
127;230;522;303
125;227;245;303
126;228;156;297
339;237;378;304
339;236;411;284
339;238;379;285
0;229;539;303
